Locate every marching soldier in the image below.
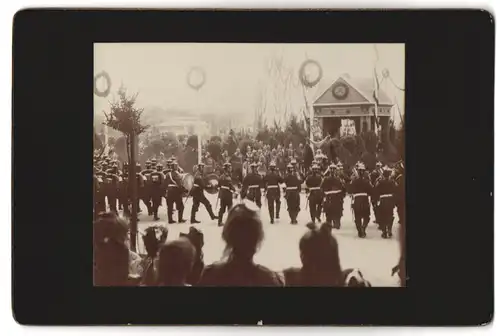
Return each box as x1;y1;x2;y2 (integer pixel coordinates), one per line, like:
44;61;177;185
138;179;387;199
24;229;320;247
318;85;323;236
217;162;236;226
164;160;186;224
134;163;146;215
263;162;283;224
190;163;218;223
284;163;301;224
370;161;384;226
373;166;397;238
103;164;121;214
241;162;263;208
321;164;346;229
348;163;373;238
140;160;155;216
305;164;323;223
162;159;173;207
149;163;165;221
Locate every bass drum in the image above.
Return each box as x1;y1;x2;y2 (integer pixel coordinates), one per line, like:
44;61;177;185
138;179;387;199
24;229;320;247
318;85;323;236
204;173;219;194
181;173;194;196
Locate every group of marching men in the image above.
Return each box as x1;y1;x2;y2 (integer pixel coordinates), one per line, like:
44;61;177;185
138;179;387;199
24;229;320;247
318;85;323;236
94;153;405;239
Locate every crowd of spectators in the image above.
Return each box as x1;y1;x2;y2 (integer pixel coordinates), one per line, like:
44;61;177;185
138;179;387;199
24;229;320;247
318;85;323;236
93;201;404;287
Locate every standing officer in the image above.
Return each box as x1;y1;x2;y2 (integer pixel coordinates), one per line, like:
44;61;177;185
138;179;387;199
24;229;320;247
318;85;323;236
217;162;236;226
284;163;301;224
373;166;397;238
241;162;262;208
305;164;323;223
321;164;346;229
348;163;373;238
263;162;283;224
149;163;165;221
190;163;218;223
164;160;186;224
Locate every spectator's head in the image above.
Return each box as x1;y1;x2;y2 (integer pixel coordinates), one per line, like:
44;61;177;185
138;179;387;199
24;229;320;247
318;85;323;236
222;201;264;261
157;238;196;286
344;269;372;287
299;222;343;285
142;225;169;258
180;226;204;256
93;212;130;286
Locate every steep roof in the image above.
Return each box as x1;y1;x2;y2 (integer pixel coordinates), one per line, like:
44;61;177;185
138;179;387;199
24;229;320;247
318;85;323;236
313;75;392;106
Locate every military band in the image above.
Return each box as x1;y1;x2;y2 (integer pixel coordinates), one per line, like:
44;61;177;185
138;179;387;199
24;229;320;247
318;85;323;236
93;153;405;239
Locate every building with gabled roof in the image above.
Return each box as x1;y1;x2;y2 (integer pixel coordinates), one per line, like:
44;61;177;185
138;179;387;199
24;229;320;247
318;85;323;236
312;75;393;137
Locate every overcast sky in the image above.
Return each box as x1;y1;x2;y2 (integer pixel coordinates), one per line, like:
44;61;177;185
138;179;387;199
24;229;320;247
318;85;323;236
94;43;405;124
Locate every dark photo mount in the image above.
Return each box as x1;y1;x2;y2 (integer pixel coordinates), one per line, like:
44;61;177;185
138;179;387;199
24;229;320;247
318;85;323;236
12;9;493;325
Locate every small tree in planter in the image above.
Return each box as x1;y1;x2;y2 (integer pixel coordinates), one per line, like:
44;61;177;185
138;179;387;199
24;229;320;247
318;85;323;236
103;86;148;252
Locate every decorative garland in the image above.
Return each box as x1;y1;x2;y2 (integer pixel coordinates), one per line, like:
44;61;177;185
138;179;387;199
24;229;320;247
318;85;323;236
94;71;111;98
332;82;349;100
382;68;405;91
299;59;323;88
187;67;206;91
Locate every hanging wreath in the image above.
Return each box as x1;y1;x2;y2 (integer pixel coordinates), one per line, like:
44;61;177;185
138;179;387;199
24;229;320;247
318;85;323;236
299;59;323;88
332;82;349;100
187;67;206;91
382;68;390;79
94;71;111;98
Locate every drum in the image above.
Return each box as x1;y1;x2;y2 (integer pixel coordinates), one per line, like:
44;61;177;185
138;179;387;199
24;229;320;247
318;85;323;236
181;173;194;193
204;173;219;194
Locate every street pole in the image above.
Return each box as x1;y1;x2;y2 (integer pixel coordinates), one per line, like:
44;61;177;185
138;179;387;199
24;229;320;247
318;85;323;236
129;131;138;252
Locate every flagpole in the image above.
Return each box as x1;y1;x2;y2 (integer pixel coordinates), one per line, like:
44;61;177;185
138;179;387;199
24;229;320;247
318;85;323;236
373;44;380;138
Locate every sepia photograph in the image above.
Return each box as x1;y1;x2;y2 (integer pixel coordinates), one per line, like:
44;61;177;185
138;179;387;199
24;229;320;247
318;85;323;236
93;43;405;288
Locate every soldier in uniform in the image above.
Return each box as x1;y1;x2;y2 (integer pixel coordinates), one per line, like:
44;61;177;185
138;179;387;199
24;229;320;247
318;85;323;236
321;164;346;229
394;161;405;227
230;148;243;183
134;163;146;215
149;163;165;221
284;163;301;224
119;163;130;216
103;164;121;214
190;163;218;223
217;162;236;226
348;163;373;238
164;160;186;224
161;159;173;208
140;160;155;216
241;162;262;208
263;162;283;224
305;164;323;223
370;161;384;226
93;166;106;216
373;166;397;238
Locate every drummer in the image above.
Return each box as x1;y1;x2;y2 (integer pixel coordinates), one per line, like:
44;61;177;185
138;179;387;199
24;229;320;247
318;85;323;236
190;163;218;224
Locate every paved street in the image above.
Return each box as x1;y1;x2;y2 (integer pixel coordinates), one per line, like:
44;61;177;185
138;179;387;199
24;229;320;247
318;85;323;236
127;192;401;287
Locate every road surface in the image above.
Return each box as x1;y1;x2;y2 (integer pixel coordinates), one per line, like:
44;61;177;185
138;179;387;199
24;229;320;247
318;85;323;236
126;192;401;286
